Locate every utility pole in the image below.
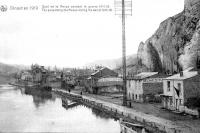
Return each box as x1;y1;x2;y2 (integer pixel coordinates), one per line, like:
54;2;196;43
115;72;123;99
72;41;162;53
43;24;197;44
122;0;127;106
115;0;132;106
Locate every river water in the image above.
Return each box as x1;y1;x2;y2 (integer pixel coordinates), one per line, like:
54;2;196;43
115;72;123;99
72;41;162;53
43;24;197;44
0;85;120;132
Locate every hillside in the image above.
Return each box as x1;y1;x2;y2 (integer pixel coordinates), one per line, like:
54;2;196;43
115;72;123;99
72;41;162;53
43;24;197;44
0;73;15;84
0;62;27;74
0;63;29;84
88;0;200;75
86;54;137;70
137;0;200;73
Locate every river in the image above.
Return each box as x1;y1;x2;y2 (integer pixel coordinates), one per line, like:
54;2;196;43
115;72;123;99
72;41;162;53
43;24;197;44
0;85;120;132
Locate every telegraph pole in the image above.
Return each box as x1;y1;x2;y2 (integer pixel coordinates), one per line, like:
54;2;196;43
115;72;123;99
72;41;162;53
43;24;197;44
115;0;132;106
122;0;127;106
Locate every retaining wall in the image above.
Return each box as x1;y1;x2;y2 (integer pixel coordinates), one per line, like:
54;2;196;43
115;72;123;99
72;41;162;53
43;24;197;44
54;90;187;133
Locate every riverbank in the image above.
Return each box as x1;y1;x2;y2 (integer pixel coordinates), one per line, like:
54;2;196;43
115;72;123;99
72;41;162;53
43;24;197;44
70;89;200;132
54;89;194;133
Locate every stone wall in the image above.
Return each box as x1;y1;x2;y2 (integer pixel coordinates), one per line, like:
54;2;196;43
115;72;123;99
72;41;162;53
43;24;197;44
98;85;122;94
143;82;163;95
184;75;200;102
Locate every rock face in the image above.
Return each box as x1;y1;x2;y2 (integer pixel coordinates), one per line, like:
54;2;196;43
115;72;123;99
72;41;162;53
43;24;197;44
137;0;200;73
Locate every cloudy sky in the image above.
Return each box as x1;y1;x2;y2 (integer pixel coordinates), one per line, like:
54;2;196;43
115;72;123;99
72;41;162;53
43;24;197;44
0;0;184;67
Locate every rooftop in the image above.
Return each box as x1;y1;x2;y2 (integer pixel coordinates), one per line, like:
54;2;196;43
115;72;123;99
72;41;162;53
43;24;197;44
91;67;106;76
165;71;198;80
97;77;123;87
98;77;122;82
128;72;158;80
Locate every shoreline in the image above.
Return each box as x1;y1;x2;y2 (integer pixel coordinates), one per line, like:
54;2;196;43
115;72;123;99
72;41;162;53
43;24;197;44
3;81;199;133
54;89;192;133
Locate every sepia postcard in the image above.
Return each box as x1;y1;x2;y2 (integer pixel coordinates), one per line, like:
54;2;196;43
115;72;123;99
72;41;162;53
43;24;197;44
0;0;200;133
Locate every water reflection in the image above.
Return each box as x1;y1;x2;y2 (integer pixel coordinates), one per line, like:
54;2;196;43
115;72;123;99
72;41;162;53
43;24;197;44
91;107;114;120
0;85;18;93
0;85;120;132
20;87;56;108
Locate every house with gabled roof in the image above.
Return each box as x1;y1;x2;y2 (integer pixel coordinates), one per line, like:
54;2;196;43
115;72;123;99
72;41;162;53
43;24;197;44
87;67;119;94
96;77;123;94
126;72;167;105
91;67;118;78
161;69;200;115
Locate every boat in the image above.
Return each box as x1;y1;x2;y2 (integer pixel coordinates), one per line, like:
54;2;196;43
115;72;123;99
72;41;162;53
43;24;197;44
119;119;146;133
62;99;79;109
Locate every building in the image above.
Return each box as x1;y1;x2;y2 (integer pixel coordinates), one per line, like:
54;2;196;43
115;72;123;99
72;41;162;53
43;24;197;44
87;67;119;94
20;71;33;81
161;70;200;115
96;77;123;94
126;72;166;104
31;65;48;83
91;67;118;78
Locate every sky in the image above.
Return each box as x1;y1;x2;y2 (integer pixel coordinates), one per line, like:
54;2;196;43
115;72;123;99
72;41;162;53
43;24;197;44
0;0;184;68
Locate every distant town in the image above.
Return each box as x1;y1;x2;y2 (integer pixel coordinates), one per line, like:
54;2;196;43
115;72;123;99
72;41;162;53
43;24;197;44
7;61;200;132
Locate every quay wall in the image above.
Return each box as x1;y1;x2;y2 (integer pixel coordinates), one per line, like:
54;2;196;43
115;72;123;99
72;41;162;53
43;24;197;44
54;90;189;133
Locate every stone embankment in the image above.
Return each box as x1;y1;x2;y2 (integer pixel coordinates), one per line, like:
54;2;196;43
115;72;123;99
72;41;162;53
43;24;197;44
54;89;193;133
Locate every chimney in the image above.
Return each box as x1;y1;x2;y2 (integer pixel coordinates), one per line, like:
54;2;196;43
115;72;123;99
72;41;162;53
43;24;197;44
180;71;184;77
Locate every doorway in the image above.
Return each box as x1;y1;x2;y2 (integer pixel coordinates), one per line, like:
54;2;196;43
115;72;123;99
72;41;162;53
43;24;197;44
176;99;179;110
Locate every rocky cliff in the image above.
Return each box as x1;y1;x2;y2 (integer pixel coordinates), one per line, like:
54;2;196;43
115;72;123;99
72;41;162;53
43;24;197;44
137;0;200;73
